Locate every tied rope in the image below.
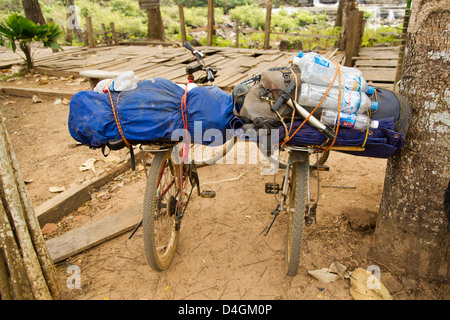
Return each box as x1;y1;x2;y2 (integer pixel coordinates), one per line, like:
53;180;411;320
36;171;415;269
321;61;342;152
106;79;131;148
280;61;342;148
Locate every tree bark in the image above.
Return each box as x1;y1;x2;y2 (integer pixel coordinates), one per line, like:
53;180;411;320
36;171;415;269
147;7;166;42
22;0;46;25
0;116;61;299
372;0;450;281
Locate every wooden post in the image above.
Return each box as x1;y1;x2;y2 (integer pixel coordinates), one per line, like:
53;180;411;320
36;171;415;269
83;23;88;45
110;22;119;46
335;0;344;27
178;3;187;44
147;7;166;41
235;20;239;48
101;23;108;45
66;12;73;45
263;0;272;50
85;16;96;48
345;9;364;67
338;0;354;51
207;0;215;46
395;6;411;85
0;118;60;300
344;10;355;66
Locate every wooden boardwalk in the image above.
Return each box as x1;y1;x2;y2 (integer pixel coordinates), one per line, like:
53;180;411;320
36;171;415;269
0;44;399;91
354;46;400;90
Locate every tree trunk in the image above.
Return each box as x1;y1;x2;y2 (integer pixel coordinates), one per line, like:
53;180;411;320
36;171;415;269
372;0;450;281
0;117;61;300
22;0;46;25
147;7;166;42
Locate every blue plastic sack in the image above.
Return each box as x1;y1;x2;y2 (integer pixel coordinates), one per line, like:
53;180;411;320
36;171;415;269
278;117;406;158
68;78;235;148
230;116;406;159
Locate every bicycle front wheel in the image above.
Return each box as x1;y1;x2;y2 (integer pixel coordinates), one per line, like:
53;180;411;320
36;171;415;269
143;149;182;271
285;151;309;276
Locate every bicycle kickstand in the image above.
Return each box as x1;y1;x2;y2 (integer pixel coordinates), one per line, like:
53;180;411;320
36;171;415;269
264;204;280;236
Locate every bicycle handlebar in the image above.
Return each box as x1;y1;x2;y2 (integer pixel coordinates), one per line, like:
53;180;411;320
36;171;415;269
184;41;204;62
183;42;216;83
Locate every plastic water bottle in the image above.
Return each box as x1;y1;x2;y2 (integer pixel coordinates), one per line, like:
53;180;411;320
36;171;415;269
293;51;375;95
320;109;379;130
176;82;198;92
94;71;139;93
298;83;378;114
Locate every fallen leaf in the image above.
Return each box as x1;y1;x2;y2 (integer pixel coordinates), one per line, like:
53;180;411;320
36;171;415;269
54;98;62;105
32;95;42;103
49;186;65;193
329;261;350;279
307;268;340;284
41;223;58;234
80;158;97;172
350;268;393;300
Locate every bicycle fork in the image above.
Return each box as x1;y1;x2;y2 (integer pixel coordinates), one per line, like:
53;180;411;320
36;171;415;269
264;149;317;236
264;155;292;236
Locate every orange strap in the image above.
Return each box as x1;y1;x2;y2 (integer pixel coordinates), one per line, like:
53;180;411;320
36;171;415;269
180;85;190;141
322;62;342;152
107;79;131;148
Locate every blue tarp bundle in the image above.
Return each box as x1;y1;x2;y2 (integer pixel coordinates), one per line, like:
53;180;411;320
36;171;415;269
68;78;235;148
69;77;405;159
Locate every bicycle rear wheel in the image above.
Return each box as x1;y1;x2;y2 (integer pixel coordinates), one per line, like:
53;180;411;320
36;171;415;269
143;149;183;271
285;151;309;276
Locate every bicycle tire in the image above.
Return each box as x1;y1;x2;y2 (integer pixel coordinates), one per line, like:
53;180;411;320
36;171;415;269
267;149;329;171
143;149;181;271
285;151;309;276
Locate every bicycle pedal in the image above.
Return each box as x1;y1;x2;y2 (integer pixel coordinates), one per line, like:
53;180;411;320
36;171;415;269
310;164;330;171
265;183;281;194
201;190;216;198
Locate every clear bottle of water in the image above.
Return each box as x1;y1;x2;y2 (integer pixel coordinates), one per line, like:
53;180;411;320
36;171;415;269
293;51;375;95
299;83;378;114
320;109;379;130
94;71;139;93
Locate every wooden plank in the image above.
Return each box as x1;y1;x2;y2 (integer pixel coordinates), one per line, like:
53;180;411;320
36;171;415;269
45;203;142;263
33;67;83;79
357;51;399;60
217;72;251;89
36;184;91;227
370;82;395;90
359;67;396;83
214;66;249;87
355;59;397;67
0;86;74;99
35;150;145;227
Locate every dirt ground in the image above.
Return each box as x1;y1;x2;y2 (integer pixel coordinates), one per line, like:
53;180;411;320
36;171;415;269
1;68;448;301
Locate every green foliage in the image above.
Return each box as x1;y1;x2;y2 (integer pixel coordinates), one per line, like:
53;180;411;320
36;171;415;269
161;6;224;37
176;0;256;11
0;13;63;70
228;5;265;30
362;25;401;47
293;10;328;26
